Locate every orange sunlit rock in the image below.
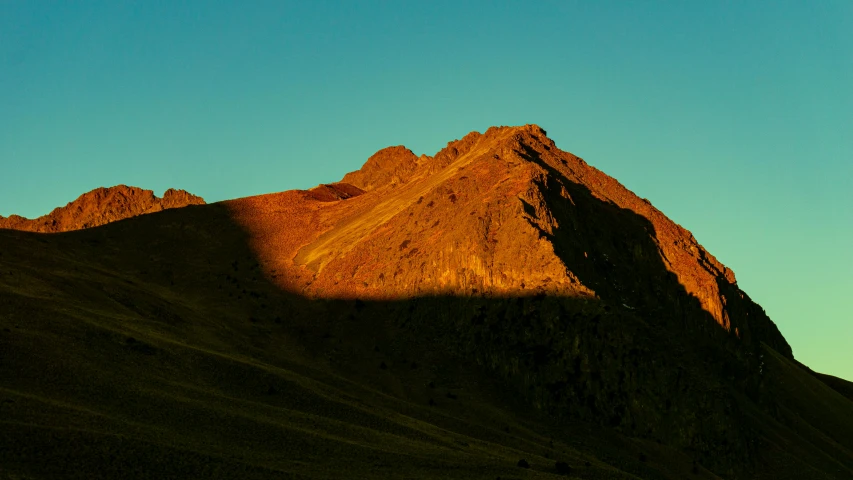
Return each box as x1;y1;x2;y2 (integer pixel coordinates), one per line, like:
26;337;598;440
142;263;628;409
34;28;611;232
223;125;783;353
0;185;204;233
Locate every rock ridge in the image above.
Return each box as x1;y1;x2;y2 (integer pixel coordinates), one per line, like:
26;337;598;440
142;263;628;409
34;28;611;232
0;185;205;233
229;124;790;358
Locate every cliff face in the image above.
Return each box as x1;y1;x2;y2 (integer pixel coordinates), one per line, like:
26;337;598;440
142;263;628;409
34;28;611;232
0;186;205;233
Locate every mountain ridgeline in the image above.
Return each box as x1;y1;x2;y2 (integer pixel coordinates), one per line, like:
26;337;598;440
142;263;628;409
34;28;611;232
0;185;205;233
1;125;851;479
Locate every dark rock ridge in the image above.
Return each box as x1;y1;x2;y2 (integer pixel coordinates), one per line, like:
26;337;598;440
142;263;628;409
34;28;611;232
305;183;365;202
0;185;205;233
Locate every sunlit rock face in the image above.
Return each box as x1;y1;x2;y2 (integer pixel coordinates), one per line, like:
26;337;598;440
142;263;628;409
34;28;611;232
226;124;790;358
0;185;205;233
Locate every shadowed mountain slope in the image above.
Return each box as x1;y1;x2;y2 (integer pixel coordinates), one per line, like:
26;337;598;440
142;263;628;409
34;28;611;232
1;125;851;479
0;185;204;233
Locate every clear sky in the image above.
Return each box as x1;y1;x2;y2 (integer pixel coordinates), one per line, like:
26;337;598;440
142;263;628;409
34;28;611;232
1;1;851;379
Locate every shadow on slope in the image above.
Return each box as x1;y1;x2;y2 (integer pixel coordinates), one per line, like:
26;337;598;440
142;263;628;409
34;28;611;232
0;187;850;479
1;204;691;480
798;363;853;403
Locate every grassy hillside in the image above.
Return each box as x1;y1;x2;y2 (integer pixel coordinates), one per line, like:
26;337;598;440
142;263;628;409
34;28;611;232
749;346;853;479
798;364;853;403
1;204;851;479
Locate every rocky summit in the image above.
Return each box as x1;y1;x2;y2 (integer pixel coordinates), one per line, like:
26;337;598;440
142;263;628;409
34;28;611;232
0;185;204;233
1;125;851;479
232;125;789;352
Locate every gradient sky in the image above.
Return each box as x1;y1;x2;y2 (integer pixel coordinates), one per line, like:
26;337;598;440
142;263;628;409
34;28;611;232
1;1;851;379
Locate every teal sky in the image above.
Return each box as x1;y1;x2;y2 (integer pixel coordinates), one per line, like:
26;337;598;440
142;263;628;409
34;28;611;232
1;1;851;380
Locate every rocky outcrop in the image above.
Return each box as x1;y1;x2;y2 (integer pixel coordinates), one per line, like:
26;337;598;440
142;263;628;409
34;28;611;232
0;185;205;233
341;146;419;191
231;124;789;355
305;183;365;202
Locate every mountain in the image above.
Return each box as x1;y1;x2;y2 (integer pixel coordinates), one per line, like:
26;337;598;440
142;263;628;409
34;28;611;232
0;185;205;233
1;125;851;479
239;126;788;349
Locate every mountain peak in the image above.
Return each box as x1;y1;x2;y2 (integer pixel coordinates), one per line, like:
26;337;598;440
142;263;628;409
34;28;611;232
338;125;555;192
341;146;418;191
0;185;205;233
227;125;789;361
